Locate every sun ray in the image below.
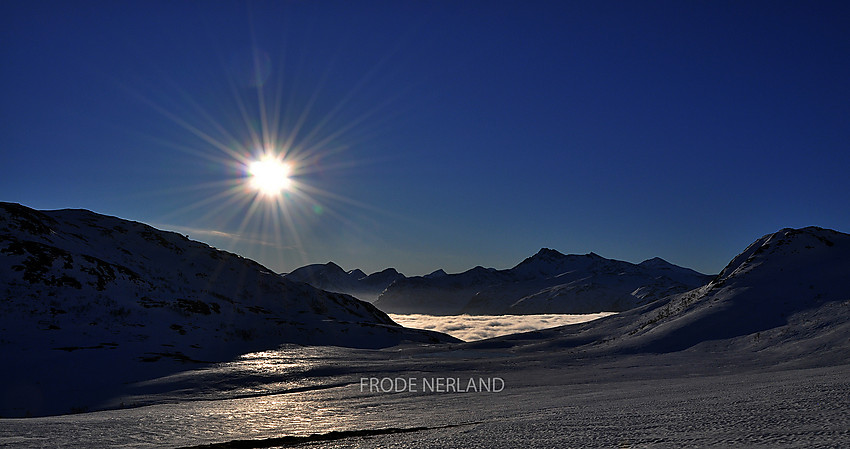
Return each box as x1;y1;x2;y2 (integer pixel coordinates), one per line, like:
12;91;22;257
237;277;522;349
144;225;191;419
114;24;425;276
121;78;247;163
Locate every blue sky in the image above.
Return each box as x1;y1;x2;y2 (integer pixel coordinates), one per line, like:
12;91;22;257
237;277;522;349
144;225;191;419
3;0;849;276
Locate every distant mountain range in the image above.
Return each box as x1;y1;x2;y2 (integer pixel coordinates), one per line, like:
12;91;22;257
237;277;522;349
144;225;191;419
474;226;850;360
284;262;405;303
379;250;713;315
288;250;712;315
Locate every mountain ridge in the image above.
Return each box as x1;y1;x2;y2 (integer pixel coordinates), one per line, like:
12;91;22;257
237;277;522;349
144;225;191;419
286;247;713;315
0;202;454;353
470;226;850;362
370;248;712;315
284;262;405;303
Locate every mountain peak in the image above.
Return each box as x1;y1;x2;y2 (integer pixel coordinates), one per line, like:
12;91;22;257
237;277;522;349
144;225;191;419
774;226;837;246
425;269;447;278
535;248;565;257
716;226;845;282
348;268;367;279
1;202;58;235
324;261;344;271
639;256;670;267
514;248;567;267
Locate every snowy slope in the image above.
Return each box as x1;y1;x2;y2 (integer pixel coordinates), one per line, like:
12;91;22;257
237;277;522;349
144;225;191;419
284;263;405;302
373;249;711;315
474;227;850;360
0;203;455;417
623;226;850;354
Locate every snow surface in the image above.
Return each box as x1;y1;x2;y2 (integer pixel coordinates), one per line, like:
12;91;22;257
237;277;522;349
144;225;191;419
0;345;846;448
2;205;849;447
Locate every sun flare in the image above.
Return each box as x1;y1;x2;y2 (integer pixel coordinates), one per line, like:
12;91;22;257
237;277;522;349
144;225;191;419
248;156;291;198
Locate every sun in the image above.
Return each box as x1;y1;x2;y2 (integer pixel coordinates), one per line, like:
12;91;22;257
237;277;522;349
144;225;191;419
247;156;291;198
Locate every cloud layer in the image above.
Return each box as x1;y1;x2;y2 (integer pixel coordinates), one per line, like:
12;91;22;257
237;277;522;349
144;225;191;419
389;313;616;342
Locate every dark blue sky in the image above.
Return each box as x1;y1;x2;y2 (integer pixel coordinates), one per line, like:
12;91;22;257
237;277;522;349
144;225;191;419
3;0;849;276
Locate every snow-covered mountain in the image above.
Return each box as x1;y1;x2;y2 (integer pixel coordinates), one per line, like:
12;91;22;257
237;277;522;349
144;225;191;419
0;203;452;352
373;249;712;315
0;202;455;416
5;226;849;444
478;227;850;359
284;263;405;302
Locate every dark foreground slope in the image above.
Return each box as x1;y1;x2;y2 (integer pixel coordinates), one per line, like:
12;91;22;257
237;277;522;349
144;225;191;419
0;203;455;417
